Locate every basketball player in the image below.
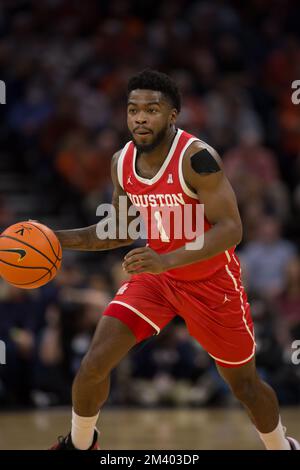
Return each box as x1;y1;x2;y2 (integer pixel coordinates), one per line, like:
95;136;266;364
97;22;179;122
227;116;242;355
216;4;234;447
50;70;299;450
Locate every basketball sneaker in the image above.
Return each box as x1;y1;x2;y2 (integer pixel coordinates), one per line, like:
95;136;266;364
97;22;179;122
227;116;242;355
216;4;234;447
49;429;99;450
286;437;300;450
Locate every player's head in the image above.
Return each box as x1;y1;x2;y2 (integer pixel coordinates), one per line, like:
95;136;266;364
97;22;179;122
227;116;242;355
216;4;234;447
127;69;181;153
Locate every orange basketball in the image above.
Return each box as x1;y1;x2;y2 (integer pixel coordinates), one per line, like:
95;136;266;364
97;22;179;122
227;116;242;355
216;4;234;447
0;221;62;289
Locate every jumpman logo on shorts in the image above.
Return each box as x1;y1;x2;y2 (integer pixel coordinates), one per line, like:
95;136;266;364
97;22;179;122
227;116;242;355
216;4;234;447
223;294;231;303
116;283;129;295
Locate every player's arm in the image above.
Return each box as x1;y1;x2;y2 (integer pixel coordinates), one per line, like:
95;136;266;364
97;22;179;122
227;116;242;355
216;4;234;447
123;142;242;274
55;151;135;250
161;143;242;268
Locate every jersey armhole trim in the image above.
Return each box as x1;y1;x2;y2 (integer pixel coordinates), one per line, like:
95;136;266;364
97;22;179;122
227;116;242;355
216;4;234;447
178;137;199;199
179;138;220;199
117;141;131;189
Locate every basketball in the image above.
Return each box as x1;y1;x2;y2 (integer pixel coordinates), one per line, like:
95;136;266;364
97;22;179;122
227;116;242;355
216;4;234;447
0;221;62;289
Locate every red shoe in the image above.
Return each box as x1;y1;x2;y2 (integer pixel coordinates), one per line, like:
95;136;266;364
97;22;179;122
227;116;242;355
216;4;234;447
49;429;99;450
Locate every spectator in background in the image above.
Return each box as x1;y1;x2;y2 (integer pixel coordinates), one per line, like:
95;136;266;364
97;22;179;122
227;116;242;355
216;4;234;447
293;156;300;233
250;295;300;405
276;257;300;341
204;78;263;151
32;304;68;407
128;321;221;407
223;131;291;226
8;82;53;141
55;132;103;195
0;282;41;406
33;273;111;407
240;215;297;299
0;196;15;231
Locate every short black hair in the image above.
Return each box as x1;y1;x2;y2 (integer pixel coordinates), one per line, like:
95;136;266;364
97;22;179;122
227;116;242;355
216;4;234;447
127;69;181;112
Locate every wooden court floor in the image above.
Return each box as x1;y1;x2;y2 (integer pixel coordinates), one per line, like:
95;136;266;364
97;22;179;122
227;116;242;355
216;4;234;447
0;407;299;450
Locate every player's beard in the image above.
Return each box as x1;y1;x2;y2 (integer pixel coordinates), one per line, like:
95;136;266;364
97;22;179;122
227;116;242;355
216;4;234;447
131;124;169;154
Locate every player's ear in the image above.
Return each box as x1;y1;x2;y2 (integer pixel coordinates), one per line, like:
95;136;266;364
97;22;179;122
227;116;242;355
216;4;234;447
169;108;177;125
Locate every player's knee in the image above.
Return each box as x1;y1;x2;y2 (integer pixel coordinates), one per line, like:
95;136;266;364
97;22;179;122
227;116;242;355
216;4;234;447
80;349;111;383
229;377;260;404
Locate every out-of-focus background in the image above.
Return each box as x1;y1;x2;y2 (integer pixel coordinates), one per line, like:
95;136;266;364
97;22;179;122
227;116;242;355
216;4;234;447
0;0;300;417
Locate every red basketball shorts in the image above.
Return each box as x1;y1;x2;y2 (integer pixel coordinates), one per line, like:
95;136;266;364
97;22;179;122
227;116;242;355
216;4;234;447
103;254;255;368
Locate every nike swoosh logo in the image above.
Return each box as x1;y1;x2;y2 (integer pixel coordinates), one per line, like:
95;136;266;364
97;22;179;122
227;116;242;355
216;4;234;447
0;248;27;261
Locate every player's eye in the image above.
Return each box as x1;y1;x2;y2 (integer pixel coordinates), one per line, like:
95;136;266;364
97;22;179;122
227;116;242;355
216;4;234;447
148;108;158;113
128;108;137;114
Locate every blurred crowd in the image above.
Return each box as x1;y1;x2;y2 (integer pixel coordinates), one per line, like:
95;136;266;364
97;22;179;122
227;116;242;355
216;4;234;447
0;0;300;409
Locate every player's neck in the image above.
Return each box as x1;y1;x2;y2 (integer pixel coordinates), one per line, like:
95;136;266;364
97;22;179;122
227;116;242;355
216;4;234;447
138;127;177;165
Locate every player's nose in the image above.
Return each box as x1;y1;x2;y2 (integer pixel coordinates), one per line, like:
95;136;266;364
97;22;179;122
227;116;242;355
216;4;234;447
134;111;148;124
135;119;147;126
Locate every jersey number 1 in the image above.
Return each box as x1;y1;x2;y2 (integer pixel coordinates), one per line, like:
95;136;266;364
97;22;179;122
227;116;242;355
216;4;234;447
154;211;170;242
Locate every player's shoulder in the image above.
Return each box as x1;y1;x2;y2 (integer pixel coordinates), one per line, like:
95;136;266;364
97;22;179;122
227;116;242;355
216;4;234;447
182;137;224;175
111;139;133;167
111;149;122;166
111;149;123;184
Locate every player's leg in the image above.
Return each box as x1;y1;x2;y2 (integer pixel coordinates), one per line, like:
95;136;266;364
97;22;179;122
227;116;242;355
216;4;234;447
216;358;296;450
71;315;137;448
173;256;299;450
72;315;136;418
50;314;138;450
50;273;175;450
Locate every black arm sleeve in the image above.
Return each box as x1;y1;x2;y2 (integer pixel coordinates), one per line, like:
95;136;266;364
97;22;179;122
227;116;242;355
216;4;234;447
191;149;221;174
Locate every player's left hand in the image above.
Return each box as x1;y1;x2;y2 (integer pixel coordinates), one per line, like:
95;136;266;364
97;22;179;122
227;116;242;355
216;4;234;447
122;246;167;275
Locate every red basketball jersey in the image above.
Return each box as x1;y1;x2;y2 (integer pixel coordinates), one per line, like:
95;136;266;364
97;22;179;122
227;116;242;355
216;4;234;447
118;128;235;281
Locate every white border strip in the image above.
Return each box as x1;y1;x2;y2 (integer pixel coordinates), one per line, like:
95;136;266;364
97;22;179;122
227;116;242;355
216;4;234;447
117;141;131;189
110;300;160;334
178;138;221;199
210;261;256;366
232;252;240;267
132;129;183;185
225;264;255;343
209;350;255;366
